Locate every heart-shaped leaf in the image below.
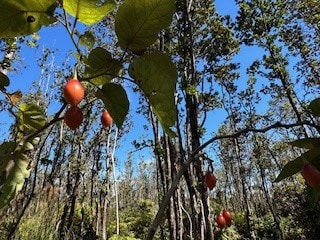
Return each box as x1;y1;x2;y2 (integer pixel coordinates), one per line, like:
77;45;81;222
115;0;175;51
18;103;46;134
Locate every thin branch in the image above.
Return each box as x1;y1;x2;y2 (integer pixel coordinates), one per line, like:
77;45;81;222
145;120;318;239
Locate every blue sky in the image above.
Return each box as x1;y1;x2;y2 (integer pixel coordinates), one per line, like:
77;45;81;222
0;1;301;173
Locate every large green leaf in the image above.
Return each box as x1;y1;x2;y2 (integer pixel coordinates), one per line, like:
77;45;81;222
115;0;175;51
274;157;304;182
84;47;122;85
0;0;57;38
128;51;177;137
18;103;46;134
275;149;320;182
290;138;320;149
63;0;116;25
0;72;10;89
96;83;129;128
309;98;320;117
0;153;30;209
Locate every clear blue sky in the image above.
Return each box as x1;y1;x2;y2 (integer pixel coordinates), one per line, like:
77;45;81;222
0;1;292;172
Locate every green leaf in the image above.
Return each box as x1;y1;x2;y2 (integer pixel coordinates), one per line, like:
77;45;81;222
0;142;16;171
18;103;46;134
290;138;320;149
0;72;10;89
96;83;129;128
115;0;175;51
129;51;177;137
79;31;95;48
0;0;57;38
275;149;320;182
309;98;320;117
0;153;30;209
23;142;34;151
84;47;122;85
306;185;320;207
274;157;304;182
63;0;116;25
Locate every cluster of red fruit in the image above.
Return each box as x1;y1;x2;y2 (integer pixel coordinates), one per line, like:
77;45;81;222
301;163;320;187
63;79;113;130
216;209;232;229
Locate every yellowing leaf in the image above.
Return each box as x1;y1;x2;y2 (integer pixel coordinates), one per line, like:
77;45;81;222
8;91;23;104
18;103;46;134
0;153;30;209
115;0;175;51
63;0;116;25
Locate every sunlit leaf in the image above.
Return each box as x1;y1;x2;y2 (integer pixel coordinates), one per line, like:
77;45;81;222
129;51;177;137
8;91;22;104
18;103;46;134
63;0;116;25
84;47;122;85
309;98;320;117
96;83;129;128
23;142;34;151
115;0;175;51
0;0;57;38
0;72;10;89
0;153;30;209
79;31;95;48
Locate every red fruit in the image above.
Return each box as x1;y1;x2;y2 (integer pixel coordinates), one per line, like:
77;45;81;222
301;163;320;187
63;79;85;106
64;106;83;130
204;172;217;190
101;110;113;127
222;209;232;227
216;214;226;229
